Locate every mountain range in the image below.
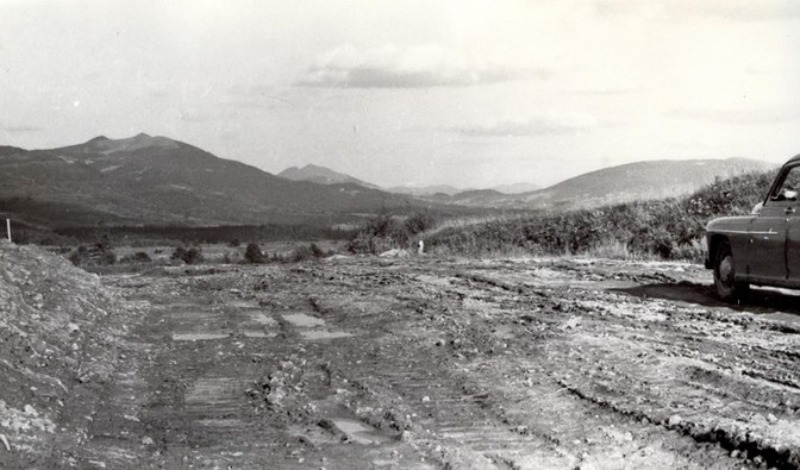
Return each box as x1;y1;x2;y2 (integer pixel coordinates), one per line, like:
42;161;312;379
0;133;778;230
0;134;456;228
278;165;540;195
282;158;774;210
411;158;776;209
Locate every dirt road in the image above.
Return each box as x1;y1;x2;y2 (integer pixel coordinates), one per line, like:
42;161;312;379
51;256;800;469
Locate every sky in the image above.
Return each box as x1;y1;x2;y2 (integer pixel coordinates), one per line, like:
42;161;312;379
1;0;800;189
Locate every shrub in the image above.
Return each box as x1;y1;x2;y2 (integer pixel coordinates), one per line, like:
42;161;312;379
290;243;327;262
404;210;435;235
244;243;263;264
103;250;117;265
290;245;314;262
628;227;674;259
347;210;437;255
68;245;89;266
310;243;325;258
171;246;203;264
68;245;117;266
171;246;187;261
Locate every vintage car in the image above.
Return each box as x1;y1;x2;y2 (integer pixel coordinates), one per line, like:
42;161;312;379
705;155;800;301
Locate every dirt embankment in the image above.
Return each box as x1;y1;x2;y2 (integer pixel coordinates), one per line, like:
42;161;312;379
0;241;147;468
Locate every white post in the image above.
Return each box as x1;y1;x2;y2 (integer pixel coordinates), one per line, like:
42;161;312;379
5;219;10;243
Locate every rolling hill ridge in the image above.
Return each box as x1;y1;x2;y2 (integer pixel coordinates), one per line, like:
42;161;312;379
419;158;776;209
0;134;449;228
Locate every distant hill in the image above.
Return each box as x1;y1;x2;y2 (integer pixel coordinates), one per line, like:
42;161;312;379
426;168;779;260
515;158;777;210
278;163;379;189
390;183;540;197
491;182;540;194
0;134;462;228
419;158;776;209
388;184;465;196
425;189;507;207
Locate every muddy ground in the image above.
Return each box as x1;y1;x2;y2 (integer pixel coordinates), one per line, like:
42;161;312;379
5;252;800;469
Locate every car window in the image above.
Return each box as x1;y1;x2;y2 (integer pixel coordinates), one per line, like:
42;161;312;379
770;165;800;202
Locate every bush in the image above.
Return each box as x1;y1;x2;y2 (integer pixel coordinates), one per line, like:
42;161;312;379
68;245;117;266
171;246;186;261
628;227;674;259
404;211;435;235
103;250;117;265
290;243;327;262
68;245;89;266
171;246;203;264
310;243;325;258
244;243;263;264
347;210;437;255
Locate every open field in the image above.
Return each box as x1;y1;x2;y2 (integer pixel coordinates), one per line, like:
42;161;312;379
3;243;800;469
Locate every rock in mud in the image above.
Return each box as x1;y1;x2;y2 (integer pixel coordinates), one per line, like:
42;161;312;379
667;414;682;427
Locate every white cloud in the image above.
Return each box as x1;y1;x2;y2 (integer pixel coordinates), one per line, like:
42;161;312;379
451;113;599;137
665;107;800;125
595;0;800;21
298;44;545;88
0;119;44;133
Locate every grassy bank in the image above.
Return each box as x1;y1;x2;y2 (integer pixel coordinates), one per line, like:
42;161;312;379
413;170;775;261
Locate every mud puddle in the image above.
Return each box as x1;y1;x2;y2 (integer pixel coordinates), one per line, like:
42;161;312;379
282;312;353;340
172;332;229;341
329;418;389;445
248;311;277;326
242;331;275;338
282;312;326;327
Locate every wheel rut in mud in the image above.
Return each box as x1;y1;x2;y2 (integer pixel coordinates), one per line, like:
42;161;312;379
50;257;800;468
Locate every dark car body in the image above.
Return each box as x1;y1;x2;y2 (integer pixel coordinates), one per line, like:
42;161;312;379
705;155;800;300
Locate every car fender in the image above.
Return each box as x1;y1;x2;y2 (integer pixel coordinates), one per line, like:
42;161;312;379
705;216;756;273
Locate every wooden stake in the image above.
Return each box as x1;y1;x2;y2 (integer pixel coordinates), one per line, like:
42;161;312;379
5;219;10;243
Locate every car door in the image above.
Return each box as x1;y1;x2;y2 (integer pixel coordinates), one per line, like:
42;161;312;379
787;217;800;283
783;165;800;283
747;165;800;283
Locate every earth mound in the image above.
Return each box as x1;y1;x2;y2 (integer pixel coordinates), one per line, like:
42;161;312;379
0;240;144;467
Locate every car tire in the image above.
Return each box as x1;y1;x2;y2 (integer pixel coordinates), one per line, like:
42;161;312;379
713;242;749;302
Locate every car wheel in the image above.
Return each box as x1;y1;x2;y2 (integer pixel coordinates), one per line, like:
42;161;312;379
714;242;749;302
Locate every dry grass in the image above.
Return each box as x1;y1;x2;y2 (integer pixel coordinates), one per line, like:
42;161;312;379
420;212;537;239
423;170;773;261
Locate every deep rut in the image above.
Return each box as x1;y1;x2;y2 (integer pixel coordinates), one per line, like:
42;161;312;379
59;257;800;469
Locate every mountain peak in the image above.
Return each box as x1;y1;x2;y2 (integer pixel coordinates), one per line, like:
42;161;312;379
78;133;179;154
302;163;327;170
278;163;378;189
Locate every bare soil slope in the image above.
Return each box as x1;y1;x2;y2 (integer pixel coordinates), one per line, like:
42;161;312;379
0;240;147;468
